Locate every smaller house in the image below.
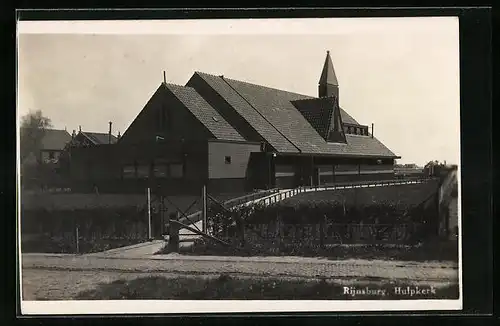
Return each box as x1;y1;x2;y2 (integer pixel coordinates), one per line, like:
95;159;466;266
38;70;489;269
20;128;72;190
21;128;72;164
67;125;119;148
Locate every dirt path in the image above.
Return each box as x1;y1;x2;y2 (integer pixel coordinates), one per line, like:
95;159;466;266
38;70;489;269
22;253;458;283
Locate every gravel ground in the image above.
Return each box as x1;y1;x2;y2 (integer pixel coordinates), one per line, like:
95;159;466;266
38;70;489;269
22;254;458;282
22;269;457;301
21;253;459;300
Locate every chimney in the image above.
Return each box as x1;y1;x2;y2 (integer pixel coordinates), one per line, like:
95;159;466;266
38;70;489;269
163;71;166;84
371;123;374;138
72;130;76;139
108;121;112;144
79;125;82;133
117;131;121;139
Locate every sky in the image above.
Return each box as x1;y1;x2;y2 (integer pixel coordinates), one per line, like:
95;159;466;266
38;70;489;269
17;18;460;166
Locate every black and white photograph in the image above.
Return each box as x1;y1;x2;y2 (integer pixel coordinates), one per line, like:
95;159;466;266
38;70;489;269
17;17;462;314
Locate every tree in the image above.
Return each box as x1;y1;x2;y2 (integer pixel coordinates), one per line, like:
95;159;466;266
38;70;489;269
20;110;53;163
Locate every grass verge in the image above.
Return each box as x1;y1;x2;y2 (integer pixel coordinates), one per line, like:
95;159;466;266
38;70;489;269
158;238;459;263
76;274;459;300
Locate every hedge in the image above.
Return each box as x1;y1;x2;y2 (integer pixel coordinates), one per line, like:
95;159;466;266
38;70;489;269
20;206;154;253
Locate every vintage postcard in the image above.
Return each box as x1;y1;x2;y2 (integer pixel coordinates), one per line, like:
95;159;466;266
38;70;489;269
17;16;462;315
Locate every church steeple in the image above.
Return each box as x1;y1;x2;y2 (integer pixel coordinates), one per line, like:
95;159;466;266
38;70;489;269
318;50;339;101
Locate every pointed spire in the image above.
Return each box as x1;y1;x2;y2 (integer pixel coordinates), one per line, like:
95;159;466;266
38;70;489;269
319;50;338;86
318;51;339;99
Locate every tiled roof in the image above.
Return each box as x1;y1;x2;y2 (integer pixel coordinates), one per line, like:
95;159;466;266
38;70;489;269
36;129;72;151
81;132;119;145
291;97;336;139
326;134;397;158
192;72;299;152
190;72;398;158
164;83;245;142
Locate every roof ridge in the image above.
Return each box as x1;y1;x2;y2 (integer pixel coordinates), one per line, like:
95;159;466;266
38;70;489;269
163;82;192;89
195;71;315;99
291;96;335;103
81;131;118;137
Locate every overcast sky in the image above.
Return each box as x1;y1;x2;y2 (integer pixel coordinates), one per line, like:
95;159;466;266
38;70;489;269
17;18;460;166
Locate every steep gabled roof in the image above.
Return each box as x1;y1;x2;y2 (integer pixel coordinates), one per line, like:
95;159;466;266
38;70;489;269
191;72;299;152
36;129;72;151
163;83;245;142
189;72;398;158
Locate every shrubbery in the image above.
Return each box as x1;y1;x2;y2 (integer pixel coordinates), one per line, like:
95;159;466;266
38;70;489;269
21;206;152;253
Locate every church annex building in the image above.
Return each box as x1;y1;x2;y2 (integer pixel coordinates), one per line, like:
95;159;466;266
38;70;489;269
67;51;400;195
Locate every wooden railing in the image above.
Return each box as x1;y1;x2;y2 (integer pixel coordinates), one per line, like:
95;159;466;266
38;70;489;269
178;188;279;226
173;178;433;241
237;178;431;208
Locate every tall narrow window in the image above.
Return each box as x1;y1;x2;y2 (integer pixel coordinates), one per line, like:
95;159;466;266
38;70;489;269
158;106;169;130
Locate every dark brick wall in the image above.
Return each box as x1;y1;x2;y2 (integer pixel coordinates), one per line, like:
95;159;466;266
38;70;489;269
67;141;209;195
119;85;213;145
271;155;395;187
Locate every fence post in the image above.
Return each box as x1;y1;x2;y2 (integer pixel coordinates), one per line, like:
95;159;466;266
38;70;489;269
202;185;207;233
168;212;180;253
147;187;152;240
319;216;325;248
75;225;80;254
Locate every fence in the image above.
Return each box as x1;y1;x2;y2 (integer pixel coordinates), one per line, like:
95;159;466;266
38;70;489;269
242;222;423;245
20;206;152;254
178;188;279;226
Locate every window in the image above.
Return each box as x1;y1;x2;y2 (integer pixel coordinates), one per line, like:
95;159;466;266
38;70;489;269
170;163;184;178
48;151;55;159
225;156;232;164
122;165;136;178
153;163;168;178
158;106;169;130
137;164;150;178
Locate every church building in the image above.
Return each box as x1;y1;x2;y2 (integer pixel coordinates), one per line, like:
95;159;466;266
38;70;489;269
66;51;399;195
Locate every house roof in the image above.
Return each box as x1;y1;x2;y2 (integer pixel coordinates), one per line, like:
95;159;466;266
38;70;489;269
163;83;245;142
189;72;398;158
191;72;299;153
80;132;119;145
37;129;72;151
291;97;336;139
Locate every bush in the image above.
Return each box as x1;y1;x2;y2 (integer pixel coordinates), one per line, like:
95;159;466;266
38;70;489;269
21;206;151;253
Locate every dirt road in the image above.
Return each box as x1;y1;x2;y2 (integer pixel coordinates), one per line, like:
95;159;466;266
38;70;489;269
21;253;458;300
